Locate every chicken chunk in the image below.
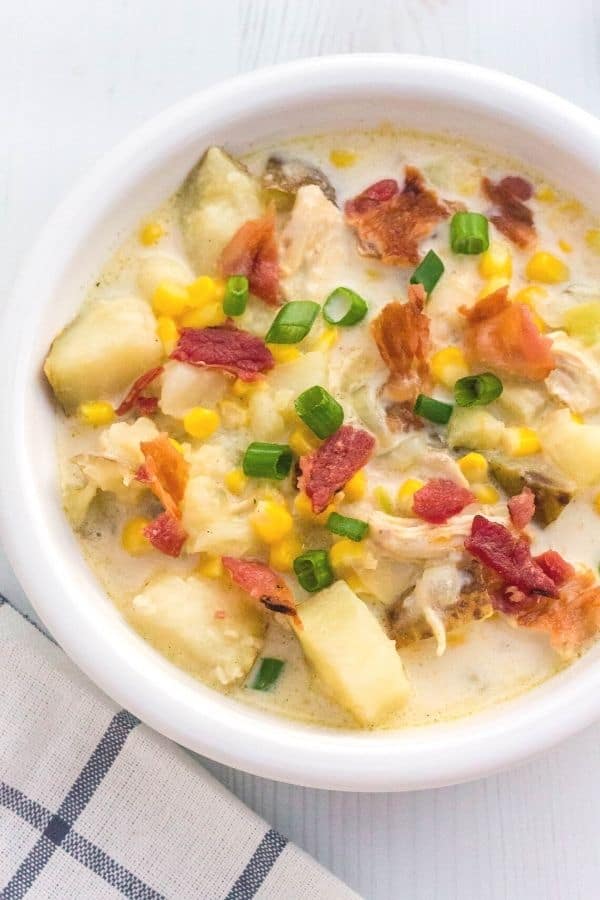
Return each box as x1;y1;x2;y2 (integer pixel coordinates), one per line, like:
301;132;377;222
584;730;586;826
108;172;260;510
545;331;600;414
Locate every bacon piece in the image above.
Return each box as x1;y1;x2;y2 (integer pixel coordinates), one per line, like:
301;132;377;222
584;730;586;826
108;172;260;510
222;557;299;622
482;175;536;249
219;211;279;305
116;366;164;416
534;550;575;587
171;326;274;382
412;479;475;525
371;283;431;404
345;166;451;266
465;515;558;597
137;434;189;519
508;487;536;530
461;286;555;381
299;425;375;514
144;511;187;558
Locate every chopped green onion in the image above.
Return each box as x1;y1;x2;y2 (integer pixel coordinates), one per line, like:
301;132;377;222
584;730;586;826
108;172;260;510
410;250;445;295
251;657;284;691
295;385;344;439
293;549;334;593
326;512;369;542
242;442;293;480
223;275;249;316
450;212;490;255
454;372;503;407
265;301;320;344
414;393;453;425
323;287;368;326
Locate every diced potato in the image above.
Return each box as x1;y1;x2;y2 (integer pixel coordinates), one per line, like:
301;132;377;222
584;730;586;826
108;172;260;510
182;475;256;555
178;147;263;274
266;350;328;395
129;574;264;687
294;581;409;726
448;407;506;452
159;361;229;418
136;254;194;303
44;297;163;413
247;388;287;441
100;417;159;469
539;409;600;488
497;384;547;423
74;454;145;503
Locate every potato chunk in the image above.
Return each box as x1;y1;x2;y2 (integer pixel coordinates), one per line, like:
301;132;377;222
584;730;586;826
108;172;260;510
129;574;264;687
44;297;162;413
539;409;600;488
295;581;409;726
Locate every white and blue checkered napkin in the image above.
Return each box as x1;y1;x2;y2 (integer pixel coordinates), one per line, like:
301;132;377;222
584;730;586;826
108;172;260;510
0;596;359;899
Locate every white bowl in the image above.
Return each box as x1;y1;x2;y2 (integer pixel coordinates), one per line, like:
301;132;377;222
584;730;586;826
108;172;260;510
2;55;600;792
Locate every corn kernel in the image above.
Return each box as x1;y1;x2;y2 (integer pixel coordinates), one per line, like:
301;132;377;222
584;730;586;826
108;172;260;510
289;425;320;457
152;280;190;317
329;149;358;168
504;426;541;457
314;326;339;351
344;572;367;594
513;286;548;331
458;452;489;483
232;378;252;398
526;251;569;284
267;344;301;365
472;484;500;505
585;229;600;254
374;486;394;514
156;315;179;353
429;347;469;389
344;469;367;502
179;302;226;328
183;407;220;440
563;301;600;346
478;276;510;299
478;243;512;279
78;401;115;427
558;238;573;253
396;478;424;516
139;221;165;246
594;492;600;516
269;534;303;572
187;275;218;308
169;438;185;454
121;517;151;555
251;500;293;544
571;412;585;425
218;399;248;429
196;553;223;579
536;184;556;203
224;468;247;495
558;199;583;219
294;491;334;524
330;538;365;573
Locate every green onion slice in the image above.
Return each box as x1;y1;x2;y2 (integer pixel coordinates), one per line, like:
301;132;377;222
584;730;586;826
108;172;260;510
242;442;293;480
323;287;368;326
265;301;320;344
450;212;490;255
294;385;344;439
223;275;249;316
293;550;334;593
251;657;285;691
413;393;453;425
454;372;503;407
326;512;369;542
410;250;445;295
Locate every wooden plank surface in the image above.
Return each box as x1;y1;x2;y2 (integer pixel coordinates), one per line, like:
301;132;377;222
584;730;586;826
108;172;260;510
2;1;600;897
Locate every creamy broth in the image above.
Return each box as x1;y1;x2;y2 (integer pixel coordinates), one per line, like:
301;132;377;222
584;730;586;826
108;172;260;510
49;128;600;730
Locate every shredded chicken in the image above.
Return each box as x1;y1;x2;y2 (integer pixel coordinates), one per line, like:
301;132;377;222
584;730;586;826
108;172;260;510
545;331;600;414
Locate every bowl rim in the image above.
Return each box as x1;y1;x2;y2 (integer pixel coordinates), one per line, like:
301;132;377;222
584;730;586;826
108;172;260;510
3;53;600;792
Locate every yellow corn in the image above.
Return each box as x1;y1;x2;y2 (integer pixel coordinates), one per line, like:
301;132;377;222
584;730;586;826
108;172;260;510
344;469;367;502
429;347;469;389
187;275;220;308
183;407;220;440
232;378;252;398
152;280;190;317
251;500;293;544
374;486;394;514
139;221;165;246
525;251;569;284
593;492;600;516
179;302;226;328
563;301;600;346
344;572;367;594
267;344;301;365
472;483;500;505
293;491;334;524
289;425;320;457
396;478;424;516
169;438;185;454
558;199;583;219
330;538;365;573
513;286;548;331
504;426;541;457
329;148;358;168
478;276;510;299
155;315;179;354
224;468;247;495
478;243;512;279
314;326;339;351
78;401;115;427
458;452;489;483
196;553;223;579
558;238;573;253
571;412;585;425
121;517;151;555
536;184;556;203
218;399;248;429
269;534;303;572
585;229;600;254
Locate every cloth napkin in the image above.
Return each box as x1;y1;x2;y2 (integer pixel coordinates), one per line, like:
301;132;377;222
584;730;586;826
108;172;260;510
0;595;359;899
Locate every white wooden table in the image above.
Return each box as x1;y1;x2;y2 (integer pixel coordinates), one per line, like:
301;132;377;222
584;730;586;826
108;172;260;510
3;2;600;897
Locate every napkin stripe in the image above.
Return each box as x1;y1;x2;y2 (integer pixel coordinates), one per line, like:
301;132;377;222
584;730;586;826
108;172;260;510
225;828;288;899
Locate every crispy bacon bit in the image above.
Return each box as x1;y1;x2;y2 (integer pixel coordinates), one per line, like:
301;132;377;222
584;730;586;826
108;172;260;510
171;326;274;382
299;425;375;514
345;166;451;266
137;434;189;518
412;479;475;525
482;175;536;249
144;511;187;558
508;487;536;530
219;211;279;305
116;366;164;416
461;286;555;381
222;557;299;623
465;515;558;598
534;550;575;587
371;283;431;404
